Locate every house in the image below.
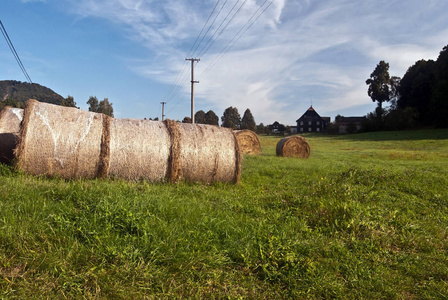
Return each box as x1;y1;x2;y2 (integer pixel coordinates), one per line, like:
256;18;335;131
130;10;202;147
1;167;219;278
296;106;330;133
268;121;286;134
335;116;366;133
290;126;298;134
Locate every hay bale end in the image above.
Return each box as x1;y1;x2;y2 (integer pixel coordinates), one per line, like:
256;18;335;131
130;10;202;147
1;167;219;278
0;106;24;164
276;136;310;158
234;130;261;155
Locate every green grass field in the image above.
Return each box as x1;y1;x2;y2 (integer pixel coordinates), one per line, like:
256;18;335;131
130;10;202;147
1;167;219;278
1;129;448;299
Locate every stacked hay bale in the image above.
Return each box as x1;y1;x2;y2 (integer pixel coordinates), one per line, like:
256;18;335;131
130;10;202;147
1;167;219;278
108;118;171;181
15;100;241;183
276;136;310;158
234;130;261;155
15;99;105;179
0;107;24;164
176;123;241;183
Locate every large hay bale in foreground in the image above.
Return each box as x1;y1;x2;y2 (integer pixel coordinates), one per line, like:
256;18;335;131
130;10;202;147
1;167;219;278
170;123;241;184
276;136;310;158
234;130;261;155
108;118;171;181
0;107;24;164
15;100;241;184
15;100;105;178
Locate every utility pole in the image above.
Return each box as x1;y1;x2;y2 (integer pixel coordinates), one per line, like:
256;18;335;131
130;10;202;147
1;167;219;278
185;58;200;123
160;101;166;121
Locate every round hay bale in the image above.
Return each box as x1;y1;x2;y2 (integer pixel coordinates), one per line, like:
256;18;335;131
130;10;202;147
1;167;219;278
0;107;23;164
234;130;261;155
15;99;106;178
168;123;241;184
15;100;241;184
276;136;310;158
108;118;171;181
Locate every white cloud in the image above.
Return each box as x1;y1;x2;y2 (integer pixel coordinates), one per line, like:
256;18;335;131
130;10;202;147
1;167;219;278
54;0;448;123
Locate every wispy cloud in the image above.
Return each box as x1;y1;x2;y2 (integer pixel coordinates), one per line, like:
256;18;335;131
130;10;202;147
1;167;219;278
60;0;448;123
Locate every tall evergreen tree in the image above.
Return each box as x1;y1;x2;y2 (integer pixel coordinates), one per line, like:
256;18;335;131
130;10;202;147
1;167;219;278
205;110;219;125
195;110;206;124
366;61;392;117
221;107;241;129
241;108;256;131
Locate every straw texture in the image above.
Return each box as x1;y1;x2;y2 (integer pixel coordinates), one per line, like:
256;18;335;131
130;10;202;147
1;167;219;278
15;100;105;178
234;130;261;155
276;136;311;158
15;100;241;183
0;107;23;164
177;123;241;183
108;118;170;181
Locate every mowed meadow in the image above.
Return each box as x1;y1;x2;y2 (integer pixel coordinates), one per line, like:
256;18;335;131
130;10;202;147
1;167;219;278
1;129;448;299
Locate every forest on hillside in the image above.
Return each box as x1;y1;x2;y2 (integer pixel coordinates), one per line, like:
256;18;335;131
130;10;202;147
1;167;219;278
0;80;67;108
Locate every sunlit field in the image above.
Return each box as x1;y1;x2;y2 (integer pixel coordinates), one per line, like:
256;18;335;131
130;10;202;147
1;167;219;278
1;129;447;299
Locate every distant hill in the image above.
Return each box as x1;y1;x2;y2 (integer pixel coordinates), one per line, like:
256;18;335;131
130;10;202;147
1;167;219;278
0;80;65;105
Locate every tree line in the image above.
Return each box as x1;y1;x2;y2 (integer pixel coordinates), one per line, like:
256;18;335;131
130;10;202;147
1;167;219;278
181;107;257;131
365;44;448;130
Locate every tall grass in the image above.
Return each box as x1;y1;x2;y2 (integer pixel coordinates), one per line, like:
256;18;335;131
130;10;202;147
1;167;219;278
1;129;447;299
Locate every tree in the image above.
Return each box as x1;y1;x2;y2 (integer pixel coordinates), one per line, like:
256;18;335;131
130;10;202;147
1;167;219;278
256;123;266;134
194;110;206;124
431;44;448;127
241;108;256;131
398;59;436;125
205;110;219;125
221;107;241;129
62;95;77;107
389;76;401;109
98;98;114;117
182;116;192;123
0;98;23;110
366;61;392;117
87;96;99;112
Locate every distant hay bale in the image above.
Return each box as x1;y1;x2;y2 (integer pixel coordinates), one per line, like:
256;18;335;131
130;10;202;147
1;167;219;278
15;99;105;178
234;130;261;155
276;136;310;158
108;118;171;181
0;107;23;164
169;123;241;184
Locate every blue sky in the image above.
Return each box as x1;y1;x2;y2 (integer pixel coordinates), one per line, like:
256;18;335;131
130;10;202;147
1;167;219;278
2;0;448;125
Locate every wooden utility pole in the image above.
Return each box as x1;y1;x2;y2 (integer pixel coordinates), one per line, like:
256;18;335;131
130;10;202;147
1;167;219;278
185;58;200;123
160;101;166;121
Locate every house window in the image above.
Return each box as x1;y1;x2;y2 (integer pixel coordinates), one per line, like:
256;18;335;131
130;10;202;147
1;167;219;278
300;127;303;132
317;128;320;132
317;121;320;125
300;121;303;125
308;121;312;125
308;128;312;132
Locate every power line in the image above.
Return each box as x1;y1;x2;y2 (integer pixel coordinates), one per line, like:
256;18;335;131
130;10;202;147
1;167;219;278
158;1;224;112
199;0;275;80
0;19;33;84
186;0;222;59
160;0;275;118
197;0;247;58
190;0;229;57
